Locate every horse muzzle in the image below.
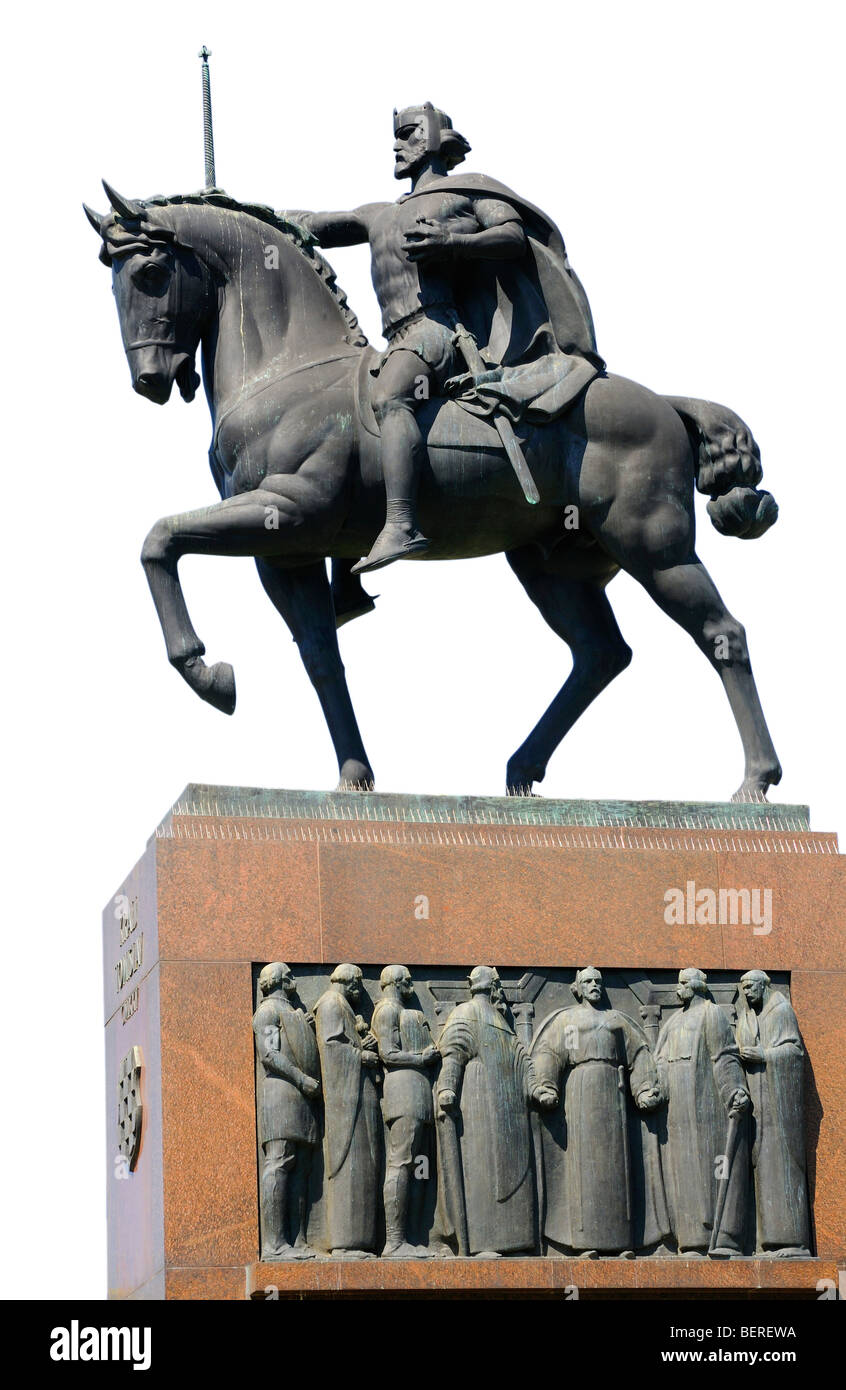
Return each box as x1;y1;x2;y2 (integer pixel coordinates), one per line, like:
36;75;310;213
127;343;199;405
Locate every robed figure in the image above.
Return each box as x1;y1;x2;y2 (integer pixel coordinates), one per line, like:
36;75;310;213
252;963;321;1260
655;969;751;1255
737;971;811;1257
313;964;382;1258
531;967;670;1256
435;967;537;1257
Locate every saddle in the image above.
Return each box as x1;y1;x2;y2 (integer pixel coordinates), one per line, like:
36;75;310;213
354;347;502;450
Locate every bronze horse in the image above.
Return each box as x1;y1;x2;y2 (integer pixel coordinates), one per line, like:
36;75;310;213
86;184;781;799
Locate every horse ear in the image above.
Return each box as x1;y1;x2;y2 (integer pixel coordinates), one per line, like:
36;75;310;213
82;203;105;233
102;180;142;219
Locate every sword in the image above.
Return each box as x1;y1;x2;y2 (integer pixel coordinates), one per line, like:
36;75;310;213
452;323;541;505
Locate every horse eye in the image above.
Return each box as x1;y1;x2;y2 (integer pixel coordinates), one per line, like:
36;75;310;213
136;263;168;291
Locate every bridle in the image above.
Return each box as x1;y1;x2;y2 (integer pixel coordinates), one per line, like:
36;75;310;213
119;242;212;359
124;336;199;353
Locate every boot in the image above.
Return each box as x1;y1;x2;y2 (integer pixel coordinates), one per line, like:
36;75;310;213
381;1168;424;1258
352;500;430;574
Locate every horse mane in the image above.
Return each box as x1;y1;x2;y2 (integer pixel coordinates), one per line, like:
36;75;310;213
106;190;369;348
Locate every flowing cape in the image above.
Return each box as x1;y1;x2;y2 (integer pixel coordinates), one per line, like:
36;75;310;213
402;172;604;423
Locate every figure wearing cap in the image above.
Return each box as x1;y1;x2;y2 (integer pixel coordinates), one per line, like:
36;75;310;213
285;104;601;573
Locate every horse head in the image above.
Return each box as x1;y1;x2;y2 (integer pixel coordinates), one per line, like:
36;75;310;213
84;182;215;405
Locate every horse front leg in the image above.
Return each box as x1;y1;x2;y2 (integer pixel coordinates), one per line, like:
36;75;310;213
256;558;374;789
140;487;375;788
140;486;325;715
140;504;244;714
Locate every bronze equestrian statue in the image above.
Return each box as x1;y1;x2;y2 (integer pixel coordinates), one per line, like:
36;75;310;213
85;104;781;801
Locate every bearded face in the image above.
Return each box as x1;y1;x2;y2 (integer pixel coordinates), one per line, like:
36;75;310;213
393;117;431;180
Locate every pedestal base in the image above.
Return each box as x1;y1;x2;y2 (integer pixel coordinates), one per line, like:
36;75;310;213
104;786;845;1300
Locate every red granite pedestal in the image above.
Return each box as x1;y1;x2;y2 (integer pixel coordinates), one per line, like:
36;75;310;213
104;787;845;1300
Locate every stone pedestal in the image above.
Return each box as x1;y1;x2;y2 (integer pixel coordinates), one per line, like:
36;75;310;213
104;786;844;1300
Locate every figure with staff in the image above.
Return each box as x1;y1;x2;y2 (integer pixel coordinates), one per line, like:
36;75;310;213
655;968;751;1257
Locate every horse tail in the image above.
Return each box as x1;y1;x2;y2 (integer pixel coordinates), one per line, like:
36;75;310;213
663;395;779;539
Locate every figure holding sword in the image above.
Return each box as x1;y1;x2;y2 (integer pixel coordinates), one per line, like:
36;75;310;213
284;102;602;573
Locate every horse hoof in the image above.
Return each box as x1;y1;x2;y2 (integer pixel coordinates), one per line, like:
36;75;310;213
731;761;783;803
506;755;546;797
334;595;377;628
205;662;236;715
731;776;774;803
333;590;378;629
731;783;768;804
506;765;544;797
179;656;236;715
336;760;375;791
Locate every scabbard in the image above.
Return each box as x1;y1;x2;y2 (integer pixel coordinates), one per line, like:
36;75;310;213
452;324;540;505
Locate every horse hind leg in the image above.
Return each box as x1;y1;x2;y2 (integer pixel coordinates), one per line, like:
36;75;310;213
504;546;633;795
627;556;782;801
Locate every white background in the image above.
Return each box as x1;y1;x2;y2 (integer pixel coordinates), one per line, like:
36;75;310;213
1;0;842;1298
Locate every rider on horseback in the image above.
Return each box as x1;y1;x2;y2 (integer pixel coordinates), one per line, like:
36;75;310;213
287;103;603;573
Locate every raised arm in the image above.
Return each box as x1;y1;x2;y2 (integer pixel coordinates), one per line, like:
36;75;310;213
280;202;387;248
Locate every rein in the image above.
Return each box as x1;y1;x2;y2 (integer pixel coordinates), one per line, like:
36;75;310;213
125;338;196;352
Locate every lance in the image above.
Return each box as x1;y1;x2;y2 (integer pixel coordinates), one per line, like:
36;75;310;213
452;323;540;505
198;46;216;189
